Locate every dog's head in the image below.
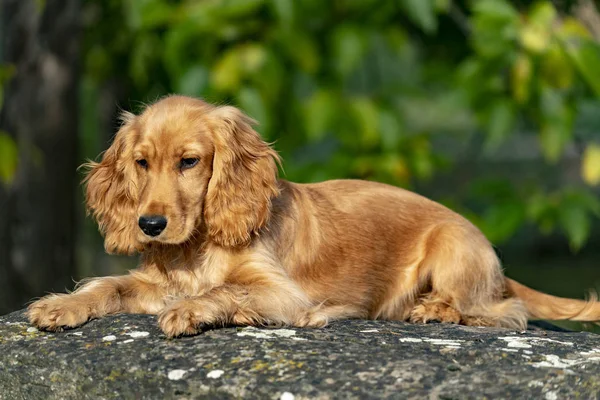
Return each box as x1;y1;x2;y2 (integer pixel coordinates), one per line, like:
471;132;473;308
83;96;280;254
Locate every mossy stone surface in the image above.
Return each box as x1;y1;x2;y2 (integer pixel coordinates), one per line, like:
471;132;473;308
0;311;599;399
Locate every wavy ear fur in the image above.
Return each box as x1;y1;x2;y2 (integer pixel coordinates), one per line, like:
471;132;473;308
82;112;141;255
204;106;281;248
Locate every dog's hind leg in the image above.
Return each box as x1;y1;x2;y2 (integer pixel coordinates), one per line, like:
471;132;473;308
410;222;527;329
409;293;462;324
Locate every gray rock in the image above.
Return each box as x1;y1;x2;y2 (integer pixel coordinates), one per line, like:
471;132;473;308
0;310;599;399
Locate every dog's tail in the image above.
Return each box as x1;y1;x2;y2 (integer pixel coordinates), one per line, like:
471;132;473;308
506;278;600;322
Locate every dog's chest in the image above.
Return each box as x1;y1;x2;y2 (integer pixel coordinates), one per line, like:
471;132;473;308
164;246;232;296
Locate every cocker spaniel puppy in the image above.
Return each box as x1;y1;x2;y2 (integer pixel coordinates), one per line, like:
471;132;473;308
28;95;600;337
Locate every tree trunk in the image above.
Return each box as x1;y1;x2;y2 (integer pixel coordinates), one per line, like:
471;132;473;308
0;0;80;314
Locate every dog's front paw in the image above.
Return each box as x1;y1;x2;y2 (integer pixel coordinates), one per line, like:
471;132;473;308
158;300;207;338
409;302;461;325
27;295;91;331
294;310;329;328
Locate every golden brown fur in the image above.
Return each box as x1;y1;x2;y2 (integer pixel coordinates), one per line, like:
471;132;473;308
28;95;600;337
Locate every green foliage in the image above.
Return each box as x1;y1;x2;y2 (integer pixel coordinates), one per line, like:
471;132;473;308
583;144;600;185
0;132;18;185
0;64;17;185
82;0;600;250
0;64;15;114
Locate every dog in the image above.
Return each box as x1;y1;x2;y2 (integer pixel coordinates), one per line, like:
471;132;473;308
28;95;600;337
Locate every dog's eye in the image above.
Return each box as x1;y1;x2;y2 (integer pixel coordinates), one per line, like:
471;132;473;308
180;158;199;170
136;159;148;169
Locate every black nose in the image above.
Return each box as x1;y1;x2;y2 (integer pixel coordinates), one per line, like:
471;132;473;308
138;215;167;237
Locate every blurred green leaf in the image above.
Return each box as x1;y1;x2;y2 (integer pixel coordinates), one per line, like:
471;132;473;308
559;200;590;251
0;132;18;185
163;23;201;79
582;143;600;186
528;1;556;26
484;98;516;150
0;64;15;110
480;200;525;243
279;32;320;73
303;90;339;142
270;0;294;26
129;34;160;88
240;43;268;74
211;48;243;92
178;2;221;31
250;49;285;102
519;1;556;54
539;123;570;163
408;136;434;180
473;0;519;18
237;87;272;139
379;153;410;183
511;53;533;104
567;189;600;217
527;192;557;235
471;0;519;58
557;17;593;40
0;64;16;84
176;66;209;96
35;0;46;12
527;190;552;221
217;0;265;18
379;109;404;151
85;46;112;82
538;86;574;162
331;25;369;79
400;0;437;34
469;178;516;201
540;43;574;89
349;97;380;148
124;0;174;30
563;38;600;97
434;0;450;13
139;1;173;28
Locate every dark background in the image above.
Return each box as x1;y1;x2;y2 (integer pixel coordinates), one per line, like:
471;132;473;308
1;0;599;331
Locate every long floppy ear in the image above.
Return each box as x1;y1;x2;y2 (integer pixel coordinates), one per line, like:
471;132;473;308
204;106;281;248
82;112;141;255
